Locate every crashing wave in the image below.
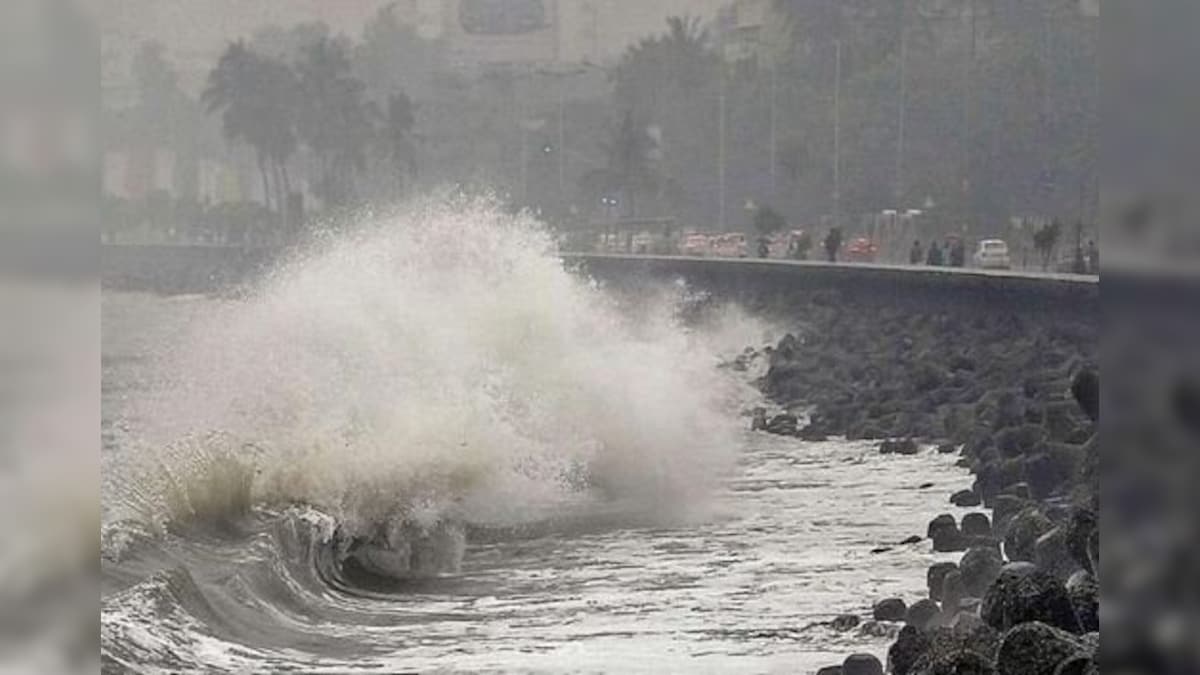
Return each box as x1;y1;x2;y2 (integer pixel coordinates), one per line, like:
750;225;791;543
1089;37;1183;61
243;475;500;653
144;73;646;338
103;193;770;583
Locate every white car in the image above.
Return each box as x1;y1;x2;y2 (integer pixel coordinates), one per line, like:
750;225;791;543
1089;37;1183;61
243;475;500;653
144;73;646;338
973;239;1011;269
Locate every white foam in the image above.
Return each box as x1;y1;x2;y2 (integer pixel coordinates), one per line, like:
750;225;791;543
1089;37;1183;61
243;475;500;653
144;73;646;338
107;194;765;539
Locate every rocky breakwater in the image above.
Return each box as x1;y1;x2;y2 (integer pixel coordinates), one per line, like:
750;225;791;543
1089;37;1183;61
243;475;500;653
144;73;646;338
751;291;1098;674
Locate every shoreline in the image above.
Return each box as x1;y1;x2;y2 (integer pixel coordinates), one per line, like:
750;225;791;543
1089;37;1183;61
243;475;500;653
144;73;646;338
745;287;1098;674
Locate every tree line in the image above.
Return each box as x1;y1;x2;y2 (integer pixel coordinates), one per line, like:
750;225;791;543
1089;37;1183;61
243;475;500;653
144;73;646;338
603;0;1098;241
106;0;1096;250
202;33;416;224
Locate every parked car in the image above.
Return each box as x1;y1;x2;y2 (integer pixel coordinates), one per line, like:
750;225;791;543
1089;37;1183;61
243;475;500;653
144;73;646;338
973;239;1012;269
844;237;878;263
679;233;711;257
631;232;655;254
765;230;805;258
711;233;748;258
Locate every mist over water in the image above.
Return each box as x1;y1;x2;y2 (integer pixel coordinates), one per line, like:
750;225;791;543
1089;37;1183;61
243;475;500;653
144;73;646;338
105;194;761;561
99;197;980;673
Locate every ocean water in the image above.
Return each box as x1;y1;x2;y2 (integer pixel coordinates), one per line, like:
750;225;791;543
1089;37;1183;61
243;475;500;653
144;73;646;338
100;197;973;673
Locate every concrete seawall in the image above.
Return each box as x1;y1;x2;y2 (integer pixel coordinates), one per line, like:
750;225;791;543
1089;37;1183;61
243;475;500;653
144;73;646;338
102;244;1099;313
561;253;1099;315
103;244;281;294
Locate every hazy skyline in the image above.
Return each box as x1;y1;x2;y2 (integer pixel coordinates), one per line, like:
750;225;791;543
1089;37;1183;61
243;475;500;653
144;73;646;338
102;0;730;77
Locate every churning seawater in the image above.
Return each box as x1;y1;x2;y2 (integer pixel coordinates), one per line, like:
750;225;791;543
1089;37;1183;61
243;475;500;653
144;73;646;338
100;197;972;673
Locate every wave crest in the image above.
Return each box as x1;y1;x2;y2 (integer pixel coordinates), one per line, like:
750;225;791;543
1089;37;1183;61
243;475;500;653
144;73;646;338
105;194;763;565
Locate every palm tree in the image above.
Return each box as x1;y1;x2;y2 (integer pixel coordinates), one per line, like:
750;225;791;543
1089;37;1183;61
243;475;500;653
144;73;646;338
605;110;659;218
202;42;298;221
295;37;374;207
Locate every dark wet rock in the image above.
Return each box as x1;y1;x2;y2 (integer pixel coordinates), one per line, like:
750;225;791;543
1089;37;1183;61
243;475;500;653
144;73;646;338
1085;528;1098;581
927;514;957;539
928;562;958;601
908;624;1001;675
964;431;996;459
1071;370;1099;422
990;495;1032;533
842;653;884;675
898;534;924;545
858;620;900;639
977;460;1026;507
959;547;1004;597
995;425;1047;457
1065;571;1098;632
931;528;969;550
1004;508;1055;562
961;513;992;538
940;570;966;616
1000;482;1032;500
951;489;982;507
1063;426;1092;445
816;667;843;675
856;423;889;441
982;566;1081;634
926;515;966;553
1034;527;1081;581
1063;507;1097;575
964;535;1001;554
889;625;932;675
764;412;799;436
948;354;977;373
955;457;972;469
919;482;936;489
933;531;967;553
948;609;986;634
830;613;861;632
996;622;1091;675
937;442;959;454
751;407;768;431
874;597;908;622
912;649;996;675
881;438;920;455
1042;401;1082;442
1024;449;1079;499
1053;653;1097;675
907;599;941;629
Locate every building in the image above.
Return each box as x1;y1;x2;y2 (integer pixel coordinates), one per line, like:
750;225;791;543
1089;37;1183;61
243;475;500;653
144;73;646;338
717;0;772;63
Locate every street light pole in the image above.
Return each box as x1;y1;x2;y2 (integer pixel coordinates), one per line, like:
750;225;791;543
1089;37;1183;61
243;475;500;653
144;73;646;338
769;62;778;197
521;121;530;206
896;1;908;207
833;39;842;231
558;78;566;208
719;68;727;231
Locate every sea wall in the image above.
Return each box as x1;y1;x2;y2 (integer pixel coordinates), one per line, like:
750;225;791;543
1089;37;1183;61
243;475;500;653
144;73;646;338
103;245;1100;317
561;253;1098;317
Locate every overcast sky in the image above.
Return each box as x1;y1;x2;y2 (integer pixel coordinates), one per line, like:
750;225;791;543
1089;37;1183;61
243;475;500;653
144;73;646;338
103;0;731;64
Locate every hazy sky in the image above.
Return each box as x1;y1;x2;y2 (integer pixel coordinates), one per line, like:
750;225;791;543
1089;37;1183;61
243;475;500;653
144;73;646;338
103;0;730;64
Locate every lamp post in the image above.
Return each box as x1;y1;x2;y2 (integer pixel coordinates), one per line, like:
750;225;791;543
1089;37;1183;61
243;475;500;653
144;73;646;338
833;39;842;232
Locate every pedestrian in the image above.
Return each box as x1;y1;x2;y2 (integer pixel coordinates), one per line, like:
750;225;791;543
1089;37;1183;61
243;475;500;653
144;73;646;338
909;240;923;265
824;227;842;262
1085;240;1099;274
926;241;944;266
950;238;966;267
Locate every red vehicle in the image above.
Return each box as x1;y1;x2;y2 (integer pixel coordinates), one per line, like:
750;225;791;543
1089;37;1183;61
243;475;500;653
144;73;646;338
844;237;878;263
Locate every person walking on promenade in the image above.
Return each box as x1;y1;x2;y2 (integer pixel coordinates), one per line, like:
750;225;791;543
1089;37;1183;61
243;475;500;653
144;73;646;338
949;238;966;267
1086;240;1099;274
926;241;944;266
910;240;924;265
824;227;843;262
